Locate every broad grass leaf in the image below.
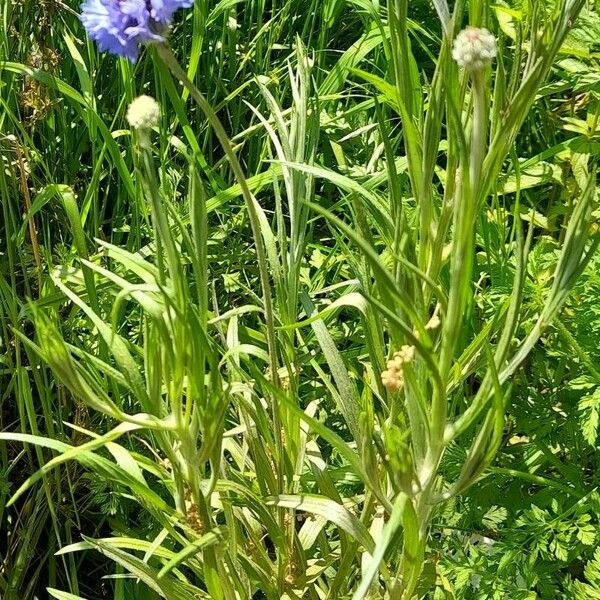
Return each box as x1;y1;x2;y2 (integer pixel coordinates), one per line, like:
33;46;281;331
79;260;165;318
278;160;393;235
300;291;362;444
47;590;90;600
0;433;174;514
498;162;563;196
62;33;93;104
349;67;400;112
431;0;450;33
319;27;385;96
82;539;199;600
267;494;375;553
278;292;367;331
5;422;141;503
156;528;226;578
56;537;178;561
95;240;161;283
353;494;408;600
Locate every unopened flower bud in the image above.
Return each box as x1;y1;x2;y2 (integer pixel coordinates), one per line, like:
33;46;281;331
425;314;441;330
381;345;416;392
452;27;497;70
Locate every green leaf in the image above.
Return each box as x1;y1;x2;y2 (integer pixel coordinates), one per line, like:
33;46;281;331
267;494;375;553
47;590;90;600
0;433;174;514
353;494;407;600
300;291;362;444
83;538;199;600
579;389;600;445
157;528;225;579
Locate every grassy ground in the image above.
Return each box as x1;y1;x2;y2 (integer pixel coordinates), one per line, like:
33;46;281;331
1;0;599;598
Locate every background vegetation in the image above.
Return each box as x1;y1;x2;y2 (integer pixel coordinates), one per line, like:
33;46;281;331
1;0;599;598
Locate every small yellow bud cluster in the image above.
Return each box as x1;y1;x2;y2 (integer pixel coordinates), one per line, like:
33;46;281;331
159;457;172;471
284;561;298;587
184;491;205;535
425;313;441;330
381;345;415;392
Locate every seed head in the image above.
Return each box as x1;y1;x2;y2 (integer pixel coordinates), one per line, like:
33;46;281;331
452;27;497;70
126;95;160;129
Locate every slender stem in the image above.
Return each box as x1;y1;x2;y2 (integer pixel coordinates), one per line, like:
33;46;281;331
155;43;288;592
437;66;488;429
470;70;486;196
155;45;279;386
139;139;181;290
14;141;43;291
405;68;491;591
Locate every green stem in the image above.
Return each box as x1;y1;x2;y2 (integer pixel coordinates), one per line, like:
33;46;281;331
437;67;488;435
155;43;287;592
470;70;486;196
139;141;181;290
155;44;279;386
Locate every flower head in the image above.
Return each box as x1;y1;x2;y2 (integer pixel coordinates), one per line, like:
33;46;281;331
381;345;415;392
126;95;160;129
80;0;194;62
149;0;194;22
452;27;497;71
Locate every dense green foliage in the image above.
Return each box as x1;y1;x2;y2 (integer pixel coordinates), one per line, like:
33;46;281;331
1;0;599;598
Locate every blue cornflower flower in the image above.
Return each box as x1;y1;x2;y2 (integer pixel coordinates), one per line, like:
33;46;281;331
80;0;194;62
